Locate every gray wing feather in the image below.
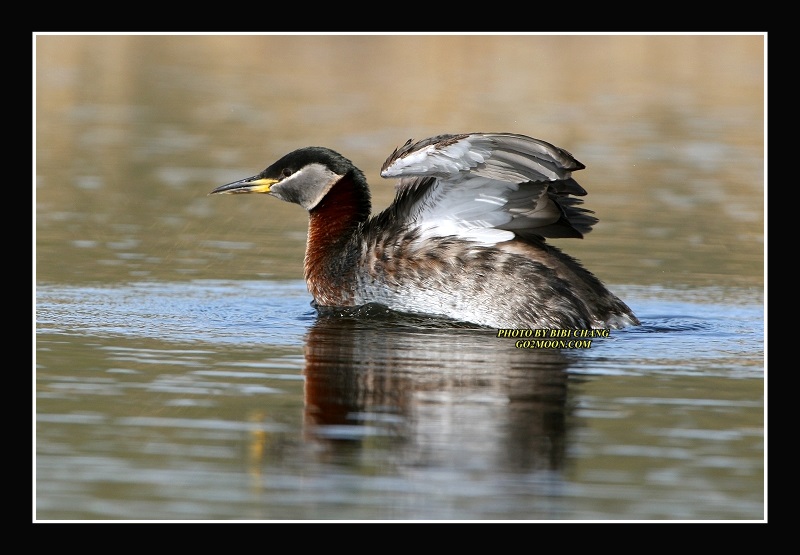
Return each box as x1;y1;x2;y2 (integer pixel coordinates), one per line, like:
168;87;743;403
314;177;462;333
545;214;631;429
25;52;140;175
380;133;597;241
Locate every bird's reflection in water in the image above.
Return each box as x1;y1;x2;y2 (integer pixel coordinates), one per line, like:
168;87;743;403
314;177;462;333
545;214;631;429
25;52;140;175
303;307;573;474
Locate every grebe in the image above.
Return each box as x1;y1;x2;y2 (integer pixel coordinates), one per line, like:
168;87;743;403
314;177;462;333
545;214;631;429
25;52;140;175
210;132;639;329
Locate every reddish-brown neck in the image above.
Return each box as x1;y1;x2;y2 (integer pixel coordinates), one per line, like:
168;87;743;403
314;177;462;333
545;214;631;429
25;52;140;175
304;174;371;304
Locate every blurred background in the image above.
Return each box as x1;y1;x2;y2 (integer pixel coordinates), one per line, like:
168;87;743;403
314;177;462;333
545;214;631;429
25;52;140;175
36;34;763;288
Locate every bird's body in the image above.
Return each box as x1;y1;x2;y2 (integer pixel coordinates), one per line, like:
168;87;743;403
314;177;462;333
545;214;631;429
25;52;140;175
211;132;639;329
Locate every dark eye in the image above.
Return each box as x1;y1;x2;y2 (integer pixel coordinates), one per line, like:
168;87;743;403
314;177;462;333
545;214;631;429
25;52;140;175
281;168;292;177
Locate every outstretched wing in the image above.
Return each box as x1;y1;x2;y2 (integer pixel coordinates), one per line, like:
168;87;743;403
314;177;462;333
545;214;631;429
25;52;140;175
379;133;598;245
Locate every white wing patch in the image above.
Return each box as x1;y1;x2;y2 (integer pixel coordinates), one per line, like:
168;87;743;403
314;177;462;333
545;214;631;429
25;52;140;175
406;177;521;246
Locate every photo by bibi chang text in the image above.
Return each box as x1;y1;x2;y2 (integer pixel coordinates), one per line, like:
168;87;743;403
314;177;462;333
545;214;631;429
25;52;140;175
496;328;611;349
